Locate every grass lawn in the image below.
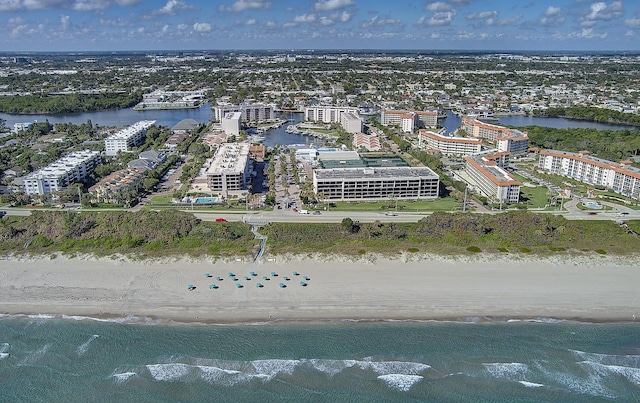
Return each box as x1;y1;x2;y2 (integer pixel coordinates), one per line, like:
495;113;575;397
513;173;550;208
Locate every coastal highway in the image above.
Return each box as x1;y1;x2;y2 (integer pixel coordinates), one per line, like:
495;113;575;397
1;205;638;223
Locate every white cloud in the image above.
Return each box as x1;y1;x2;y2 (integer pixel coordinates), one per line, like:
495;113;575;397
362;15;404;30
313;0;354;12
293;14;317;23
245;18;256;25
498;14;522;26
332;10;353;23
580;1;624;26
219;0;270;13
161;24;169;34
426;2;451;12
625;15;640;29
177;23;188;30
115;0;140;5
466;10;498;26
540;5;565;27
154;0;195;16
0;0;21;11
417;11;456;27
60;14;70;30
192;22;211;32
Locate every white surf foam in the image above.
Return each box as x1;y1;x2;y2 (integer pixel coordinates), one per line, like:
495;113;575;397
571;350;640;368
77;334;99;357
0;343;9;353
483;363;529;380
535;360;615;398
519;381;544;388
112;372;137;384
251;359;301;377
580;361;640;386
0;353;9;359
146;363;191;381
377;374;423;391
308;359;357;377
357;358;431;375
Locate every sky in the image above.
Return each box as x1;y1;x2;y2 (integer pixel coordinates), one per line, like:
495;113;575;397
2;0;640;52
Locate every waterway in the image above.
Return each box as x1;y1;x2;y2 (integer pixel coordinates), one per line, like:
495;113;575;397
1;105;326;147
438;110;637;133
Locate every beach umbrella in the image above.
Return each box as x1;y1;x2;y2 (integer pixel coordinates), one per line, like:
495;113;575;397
205;273;212;278
232;277;238;281
271;271;278;277
256;282;263;288
283;276;290;281
236;283;243;288
292;271;299;276
250;271;257;276
304;276;310;281
228;272;235;277
279;283;286;288
299;281;307;287
187;284;195;290
244;275;251;281
216;276;224;281
262;275;270;281
209;284;218;289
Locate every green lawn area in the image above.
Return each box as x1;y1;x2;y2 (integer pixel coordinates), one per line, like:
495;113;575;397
149;195;173;204
513;173;550;208
314;197;461;212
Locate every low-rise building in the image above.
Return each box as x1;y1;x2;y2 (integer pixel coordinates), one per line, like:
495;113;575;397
313;166;440;201
352;132;381;151
418;130;482;156
23;150;100;195
381;109;439;132
538;149;640;200
464;150;521;204
88;167;147;203
104;120;155;156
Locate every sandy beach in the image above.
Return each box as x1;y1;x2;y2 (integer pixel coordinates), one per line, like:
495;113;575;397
1;253;639;323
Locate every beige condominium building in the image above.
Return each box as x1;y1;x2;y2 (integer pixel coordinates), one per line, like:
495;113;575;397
213;103;274;123
464;150;521;204
204;143;251;194
304;106;359;124
313;166;440;201
104;120;156;156
418;130;482;156
461;116;529;154
24;150;101;195
539;149;640;200
380;109;439;133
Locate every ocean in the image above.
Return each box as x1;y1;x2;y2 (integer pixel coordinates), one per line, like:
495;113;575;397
0;316;638;402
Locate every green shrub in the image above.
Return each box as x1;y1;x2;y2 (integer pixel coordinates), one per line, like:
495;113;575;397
466;246;482;253
407;248;419;253
595;249;607;255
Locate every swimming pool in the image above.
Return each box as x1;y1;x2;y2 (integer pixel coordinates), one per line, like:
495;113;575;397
195;197;217;204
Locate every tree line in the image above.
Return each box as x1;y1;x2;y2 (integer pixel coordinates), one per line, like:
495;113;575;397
0;92;142;114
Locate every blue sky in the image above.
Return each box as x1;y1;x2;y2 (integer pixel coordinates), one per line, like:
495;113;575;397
2;0;640;51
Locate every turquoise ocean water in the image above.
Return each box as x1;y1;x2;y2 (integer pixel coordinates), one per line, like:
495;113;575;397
0;316;638;402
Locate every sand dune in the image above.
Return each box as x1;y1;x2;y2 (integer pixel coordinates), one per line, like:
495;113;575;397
1;253;639;323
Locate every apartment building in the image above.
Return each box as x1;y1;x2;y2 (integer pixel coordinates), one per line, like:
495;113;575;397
24;150;101;195
213;104;274;123
340;111;363;134
88;167;147;203
352;133;381;151
221;111;242;136
204;143;251;194
538;150;640;200
464;151;521;204
313;166;440;201
418;130;482;156
104;120;156;156
461;116;529;154
380;109;439;133
304;106;359;124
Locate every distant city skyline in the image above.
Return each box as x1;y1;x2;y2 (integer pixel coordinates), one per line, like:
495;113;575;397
2;0;640;52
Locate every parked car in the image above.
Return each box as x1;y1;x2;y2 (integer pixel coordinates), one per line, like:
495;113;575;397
215;217;227;222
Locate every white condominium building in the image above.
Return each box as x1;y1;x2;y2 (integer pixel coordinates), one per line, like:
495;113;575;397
381;109;439;132
419;130;482;156
461;116;529;154
538;150;640;200
24;150;101;195
340;111;363;134
464;151;521;204
304;106;359;124
205;143;251;194
221;111;242;136
214;104;274;123
313;166;440;201
104;120;156;156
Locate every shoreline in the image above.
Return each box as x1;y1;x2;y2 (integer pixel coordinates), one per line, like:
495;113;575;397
2;253;640;325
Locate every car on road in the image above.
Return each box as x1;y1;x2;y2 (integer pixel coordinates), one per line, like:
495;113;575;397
215;217;227;222
385;212;398;216
587;212;597;215
0;211;6;217
312;211;321;215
